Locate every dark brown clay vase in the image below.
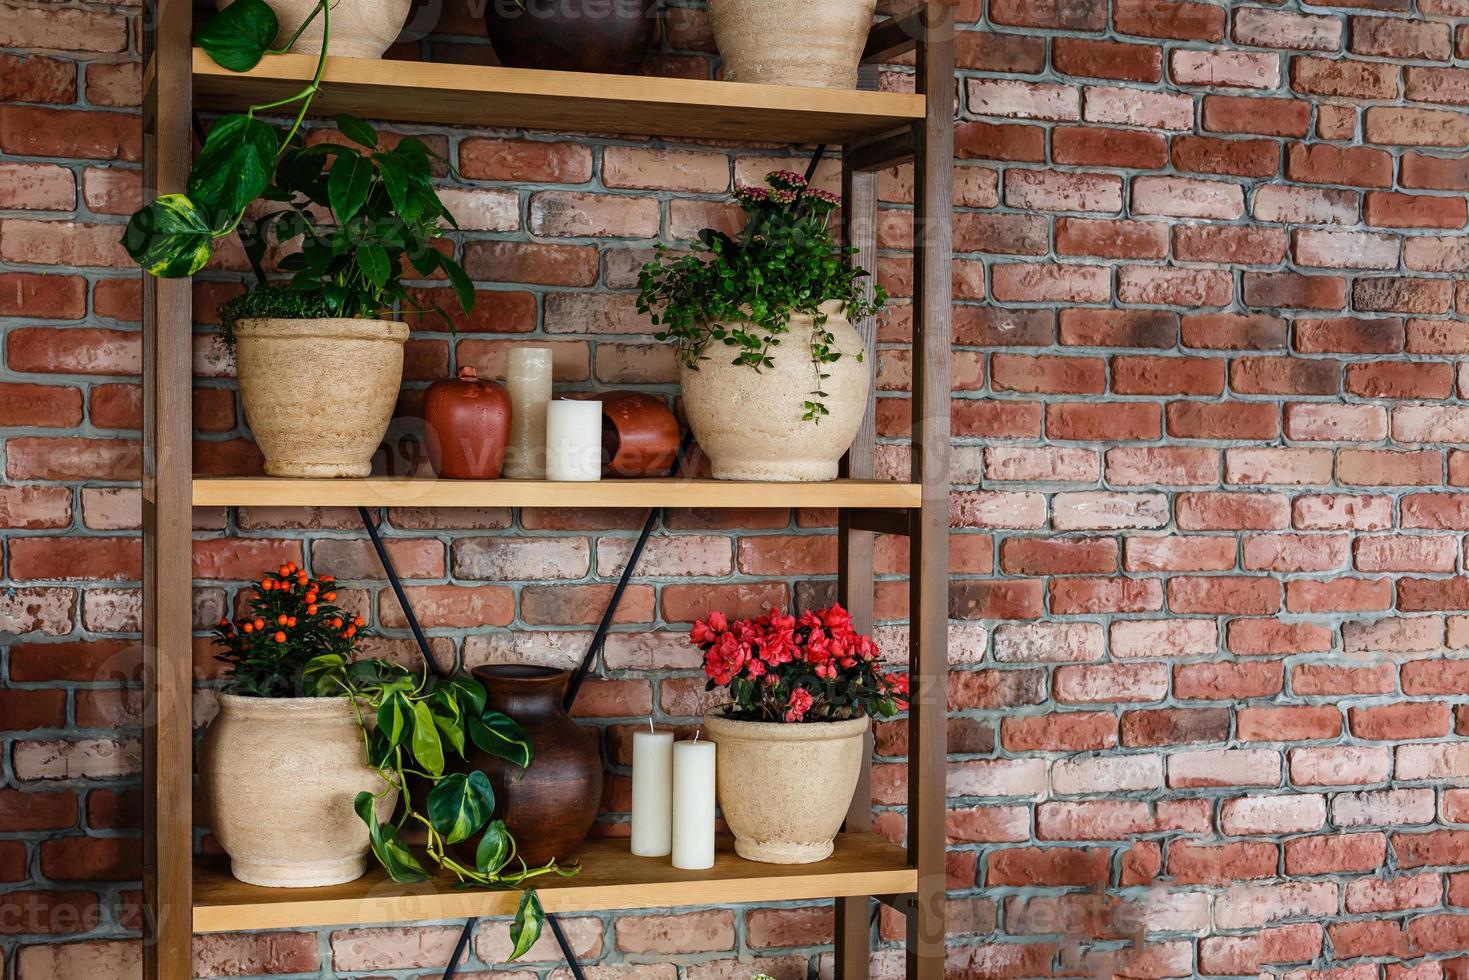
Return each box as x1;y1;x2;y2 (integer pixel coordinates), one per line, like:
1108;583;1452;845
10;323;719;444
466;666;602;866
483;0;658;75
423;367;513;480
602;391;681;478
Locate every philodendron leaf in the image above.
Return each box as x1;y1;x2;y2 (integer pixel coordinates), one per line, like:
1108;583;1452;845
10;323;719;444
377;691;409;749
121;194;214;278
356;243;391;288
355;791;430;883
411;698;445;776
508;890;544;962
335;113;379;150
327;151;373;224
426;770;495;845
195;0;279;72
475;819;513;876
301;653;347;696
188;114;279;222
468;709;533;769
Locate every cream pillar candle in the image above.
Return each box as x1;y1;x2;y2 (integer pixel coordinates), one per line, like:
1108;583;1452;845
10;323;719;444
503;347;553;480
546;399;603;481
631;727;674;857
671;737;716;870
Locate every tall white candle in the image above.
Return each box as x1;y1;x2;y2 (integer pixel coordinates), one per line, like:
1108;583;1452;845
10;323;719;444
503;347;553;480
546;399;603;482
631;728;674;857
672;738;716;870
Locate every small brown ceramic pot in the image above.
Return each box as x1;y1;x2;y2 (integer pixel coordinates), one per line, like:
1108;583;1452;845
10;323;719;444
484;0;658;74
602;391;681;478
463;666;603;866
424;367;513;480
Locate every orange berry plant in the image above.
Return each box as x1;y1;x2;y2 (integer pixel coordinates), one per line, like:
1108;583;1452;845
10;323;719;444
213;563;359;697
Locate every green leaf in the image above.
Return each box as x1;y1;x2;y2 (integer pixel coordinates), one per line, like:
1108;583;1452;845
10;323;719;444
426;770;495;845
195;0;278;72
335;113;379;149
355;791;430;883
356;243;391;287
410;698;445;776
377;691;409;749
475;819;514;876
121;194;215;278
429;688;466;756
188;114;279;221
327;152;373;223
374;150;414;221
439;256;475;315
447;675;487;717
468;710;533;769
301;653;347;696
508;890;544;962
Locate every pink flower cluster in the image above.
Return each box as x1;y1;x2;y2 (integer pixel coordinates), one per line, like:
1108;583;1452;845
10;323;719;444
691;603;909;723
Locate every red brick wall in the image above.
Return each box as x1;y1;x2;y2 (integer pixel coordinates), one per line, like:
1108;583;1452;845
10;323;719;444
6;0;1469;976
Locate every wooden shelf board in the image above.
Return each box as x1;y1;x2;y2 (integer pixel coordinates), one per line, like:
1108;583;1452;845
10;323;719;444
194;833;915;932
191;477;922;510
191;50;925;143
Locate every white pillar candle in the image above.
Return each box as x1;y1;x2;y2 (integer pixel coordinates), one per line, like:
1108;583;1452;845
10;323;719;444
546;399;603;482
631;728;674;857
671;738;716;870
503;347;553;480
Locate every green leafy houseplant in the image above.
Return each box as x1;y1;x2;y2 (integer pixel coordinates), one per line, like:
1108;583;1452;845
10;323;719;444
214;564;567;957
123;0;474;337
636;169;885;422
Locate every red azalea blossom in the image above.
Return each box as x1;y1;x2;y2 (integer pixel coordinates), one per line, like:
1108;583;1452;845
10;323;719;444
785;687;815;722
690;602;901;724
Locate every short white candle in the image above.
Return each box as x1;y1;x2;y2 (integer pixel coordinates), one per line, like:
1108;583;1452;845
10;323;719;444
546;399;603;482
631;728;674;857
504;347;553;480
672;738;716;870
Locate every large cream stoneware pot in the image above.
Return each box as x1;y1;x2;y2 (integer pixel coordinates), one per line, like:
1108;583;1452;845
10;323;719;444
199;695;396;887
703;712;869;864
234;318;407;478
680;302;869;482
218;0;412;58
707;0;878;89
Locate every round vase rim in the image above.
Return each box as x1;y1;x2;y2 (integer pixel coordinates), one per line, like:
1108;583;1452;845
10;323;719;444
702;711;870;740
234;317;410;343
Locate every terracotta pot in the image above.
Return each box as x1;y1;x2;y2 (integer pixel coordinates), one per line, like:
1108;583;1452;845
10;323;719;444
703;712;868;864
484;0;658;74
707;0;878;89
235;318;407;478
679;302;869;482
218;0;412;58
602;391;681;478
462;666;602;866
424;367;513;480
199;695;396;887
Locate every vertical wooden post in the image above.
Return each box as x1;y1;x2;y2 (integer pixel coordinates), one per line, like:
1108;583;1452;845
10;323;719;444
835;147;880;980
908;3;953;979
141;0;194;975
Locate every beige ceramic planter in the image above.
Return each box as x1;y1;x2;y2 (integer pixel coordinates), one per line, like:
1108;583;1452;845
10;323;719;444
235;318;407;478
680;302;869;482
703;712;869;864
199;695;395;887
708;0;878;89
218;0;412;58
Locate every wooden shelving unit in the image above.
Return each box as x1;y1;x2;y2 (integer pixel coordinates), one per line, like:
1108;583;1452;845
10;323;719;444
141;6;953;978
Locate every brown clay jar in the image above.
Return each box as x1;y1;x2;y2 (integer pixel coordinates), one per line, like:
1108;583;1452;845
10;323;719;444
484;0;658;74
424;367;512;480
602;391;681;478
465;666;603;866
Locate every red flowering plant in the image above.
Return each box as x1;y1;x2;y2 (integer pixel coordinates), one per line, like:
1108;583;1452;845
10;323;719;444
690;603;909;723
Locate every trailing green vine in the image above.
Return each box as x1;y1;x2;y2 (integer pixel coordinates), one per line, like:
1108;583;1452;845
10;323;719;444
636;170;886;422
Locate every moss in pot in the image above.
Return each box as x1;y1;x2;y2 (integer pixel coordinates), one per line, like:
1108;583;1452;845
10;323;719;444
122;0;476;478
202;562;569;959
